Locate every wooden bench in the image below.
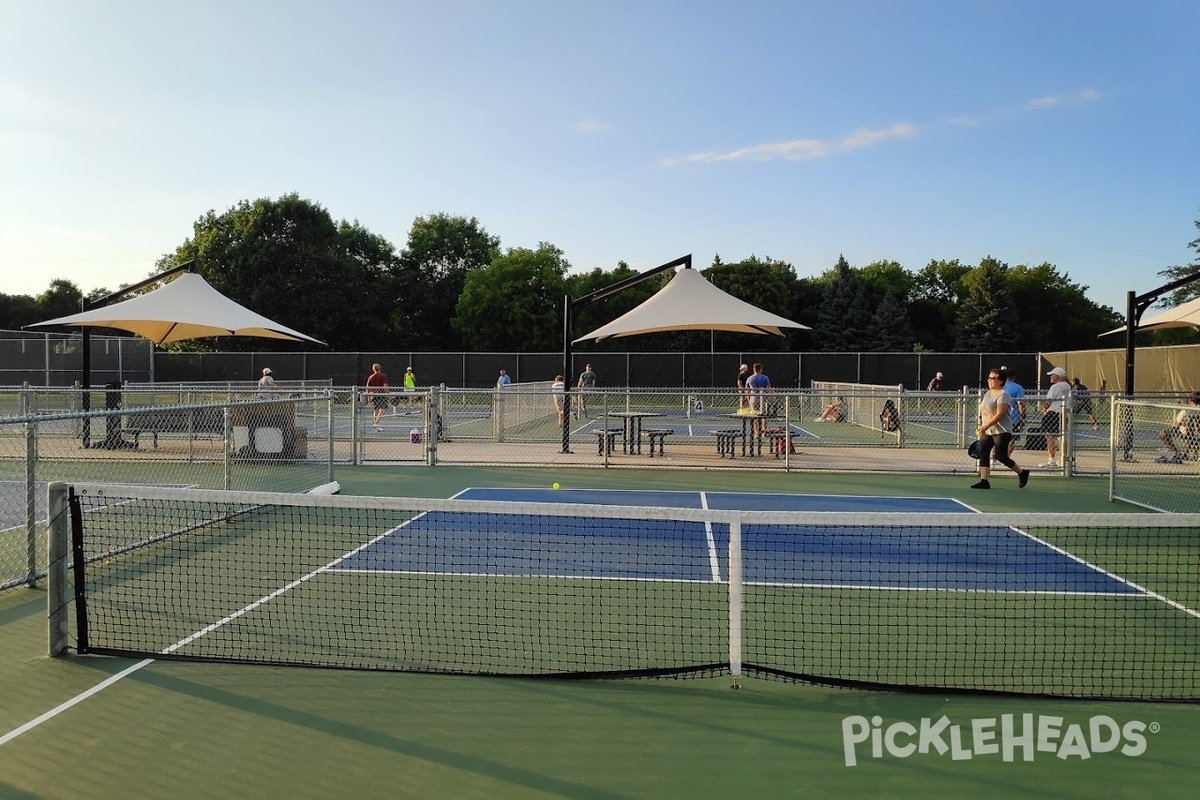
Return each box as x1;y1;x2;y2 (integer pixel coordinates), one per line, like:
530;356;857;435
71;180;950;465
712;429;743;458
593;427;622;455
124;408;225;449
644;428;674;457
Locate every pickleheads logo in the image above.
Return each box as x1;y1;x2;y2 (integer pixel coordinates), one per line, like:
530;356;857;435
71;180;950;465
841;714;1157;767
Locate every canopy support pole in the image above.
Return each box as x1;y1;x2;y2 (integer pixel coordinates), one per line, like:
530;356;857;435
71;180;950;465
79;260;195;448
1122;269;1200;396
560;254;692;453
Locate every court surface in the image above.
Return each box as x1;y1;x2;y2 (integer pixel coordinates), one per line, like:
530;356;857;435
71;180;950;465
335;488;1135;595
3;467;1197;800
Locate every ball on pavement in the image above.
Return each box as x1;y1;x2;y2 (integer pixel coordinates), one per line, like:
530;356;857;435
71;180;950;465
552;482;560;489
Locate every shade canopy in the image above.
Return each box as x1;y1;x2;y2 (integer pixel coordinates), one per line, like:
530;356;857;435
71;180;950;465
574;267;808;342
27;272;325;346
1101;294;1200;337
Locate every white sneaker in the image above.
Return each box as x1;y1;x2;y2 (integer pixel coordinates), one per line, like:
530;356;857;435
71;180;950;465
1039;460;1058;468
373;425;383;432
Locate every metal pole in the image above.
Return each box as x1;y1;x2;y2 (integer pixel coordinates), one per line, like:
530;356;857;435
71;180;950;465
1124;290;1136;397
561;294;572;453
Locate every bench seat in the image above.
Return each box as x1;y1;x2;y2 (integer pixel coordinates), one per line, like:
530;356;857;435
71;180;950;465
711;429;743;458
593;427;622;456
643;428;674;457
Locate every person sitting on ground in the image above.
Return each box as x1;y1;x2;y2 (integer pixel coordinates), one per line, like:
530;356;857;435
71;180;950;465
879;399;900;432
1157;391;1200;463
816;396;846;423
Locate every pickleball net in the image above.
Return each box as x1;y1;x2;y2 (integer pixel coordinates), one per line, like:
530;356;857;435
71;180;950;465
50;483;1200;701
492;380;559;440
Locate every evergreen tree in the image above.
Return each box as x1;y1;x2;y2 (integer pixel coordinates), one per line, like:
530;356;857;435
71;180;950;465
813;255;871;351
955;257;1017;351
867;292;917;351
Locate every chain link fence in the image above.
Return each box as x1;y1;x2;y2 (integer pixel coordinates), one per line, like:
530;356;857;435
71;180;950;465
10;380;1193;593
0;386;335;592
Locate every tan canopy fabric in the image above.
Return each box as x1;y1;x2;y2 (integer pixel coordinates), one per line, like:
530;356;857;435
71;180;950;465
574;267;808;342
1101;295;1200;336
27;272;325;346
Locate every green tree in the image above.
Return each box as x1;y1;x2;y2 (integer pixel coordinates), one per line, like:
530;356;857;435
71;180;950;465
394;214;500;350
703;255;804;351
1006;263;1122;351
858;259;914;301
36;279;84;320
567;261;663;352
453;243;570;350
866;292;917;351
812;255;871;351
0;292;40;331
910;259;971;351
955;257;1017;351
164;193;395;350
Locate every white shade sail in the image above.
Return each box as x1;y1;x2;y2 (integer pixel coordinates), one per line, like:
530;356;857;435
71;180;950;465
574;267;808;342
1101;294;1200;337
27;272;325;346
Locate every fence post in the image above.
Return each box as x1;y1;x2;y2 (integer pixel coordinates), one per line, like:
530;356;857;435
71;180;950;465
25;393;38;586
47;482;69;656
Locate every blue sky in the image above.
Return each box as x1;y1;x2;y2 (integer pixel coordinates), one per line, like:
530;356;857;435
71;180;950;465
2;1;1197;314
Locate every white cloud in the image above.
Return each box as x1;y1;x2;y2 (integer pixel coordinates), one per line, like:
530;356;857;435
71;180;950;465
1024;89;1100;111
838;123;918;152
662;88;1099;168
573;119;609;133
662;123;917;166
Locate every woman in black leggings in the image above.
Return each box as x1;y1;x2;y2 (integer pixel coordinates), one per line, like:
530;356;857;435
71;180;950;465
973;368;1030;489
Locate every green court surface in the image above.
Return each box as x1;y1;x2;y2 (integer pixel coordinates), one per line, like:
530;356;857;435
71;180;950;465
2;466;1197;799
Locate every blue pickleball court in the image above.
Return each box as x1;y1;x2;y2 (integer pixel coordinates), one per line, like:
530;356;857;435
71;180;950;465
333;488;1137;596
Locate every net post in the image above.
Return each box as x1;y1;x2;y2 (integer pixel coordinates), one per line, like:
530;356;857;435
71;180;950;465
223;406;232;490
47;482;70;656
426;386;437;465
326;394;335;482
728;515;743;689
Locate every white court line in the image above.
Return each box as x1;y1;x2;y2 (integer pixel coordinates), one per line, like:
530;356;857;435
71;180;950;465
0;516;404;748
0;659;155;747
699;492;721;582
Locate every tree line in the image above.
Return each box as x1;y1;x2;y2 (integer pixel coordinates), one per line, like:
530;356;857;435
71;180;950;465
6;194;1198;353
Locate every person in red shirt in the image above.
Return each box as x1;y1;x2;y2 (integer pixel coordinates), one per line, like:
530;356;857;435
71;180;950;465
365;363;390;430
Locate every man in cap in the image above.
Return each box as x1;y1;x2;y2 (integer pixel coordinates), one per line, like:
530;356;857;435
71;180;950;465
257;367;277;398
736;363;751;409
926;371;944;391
1039;366;1072;468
